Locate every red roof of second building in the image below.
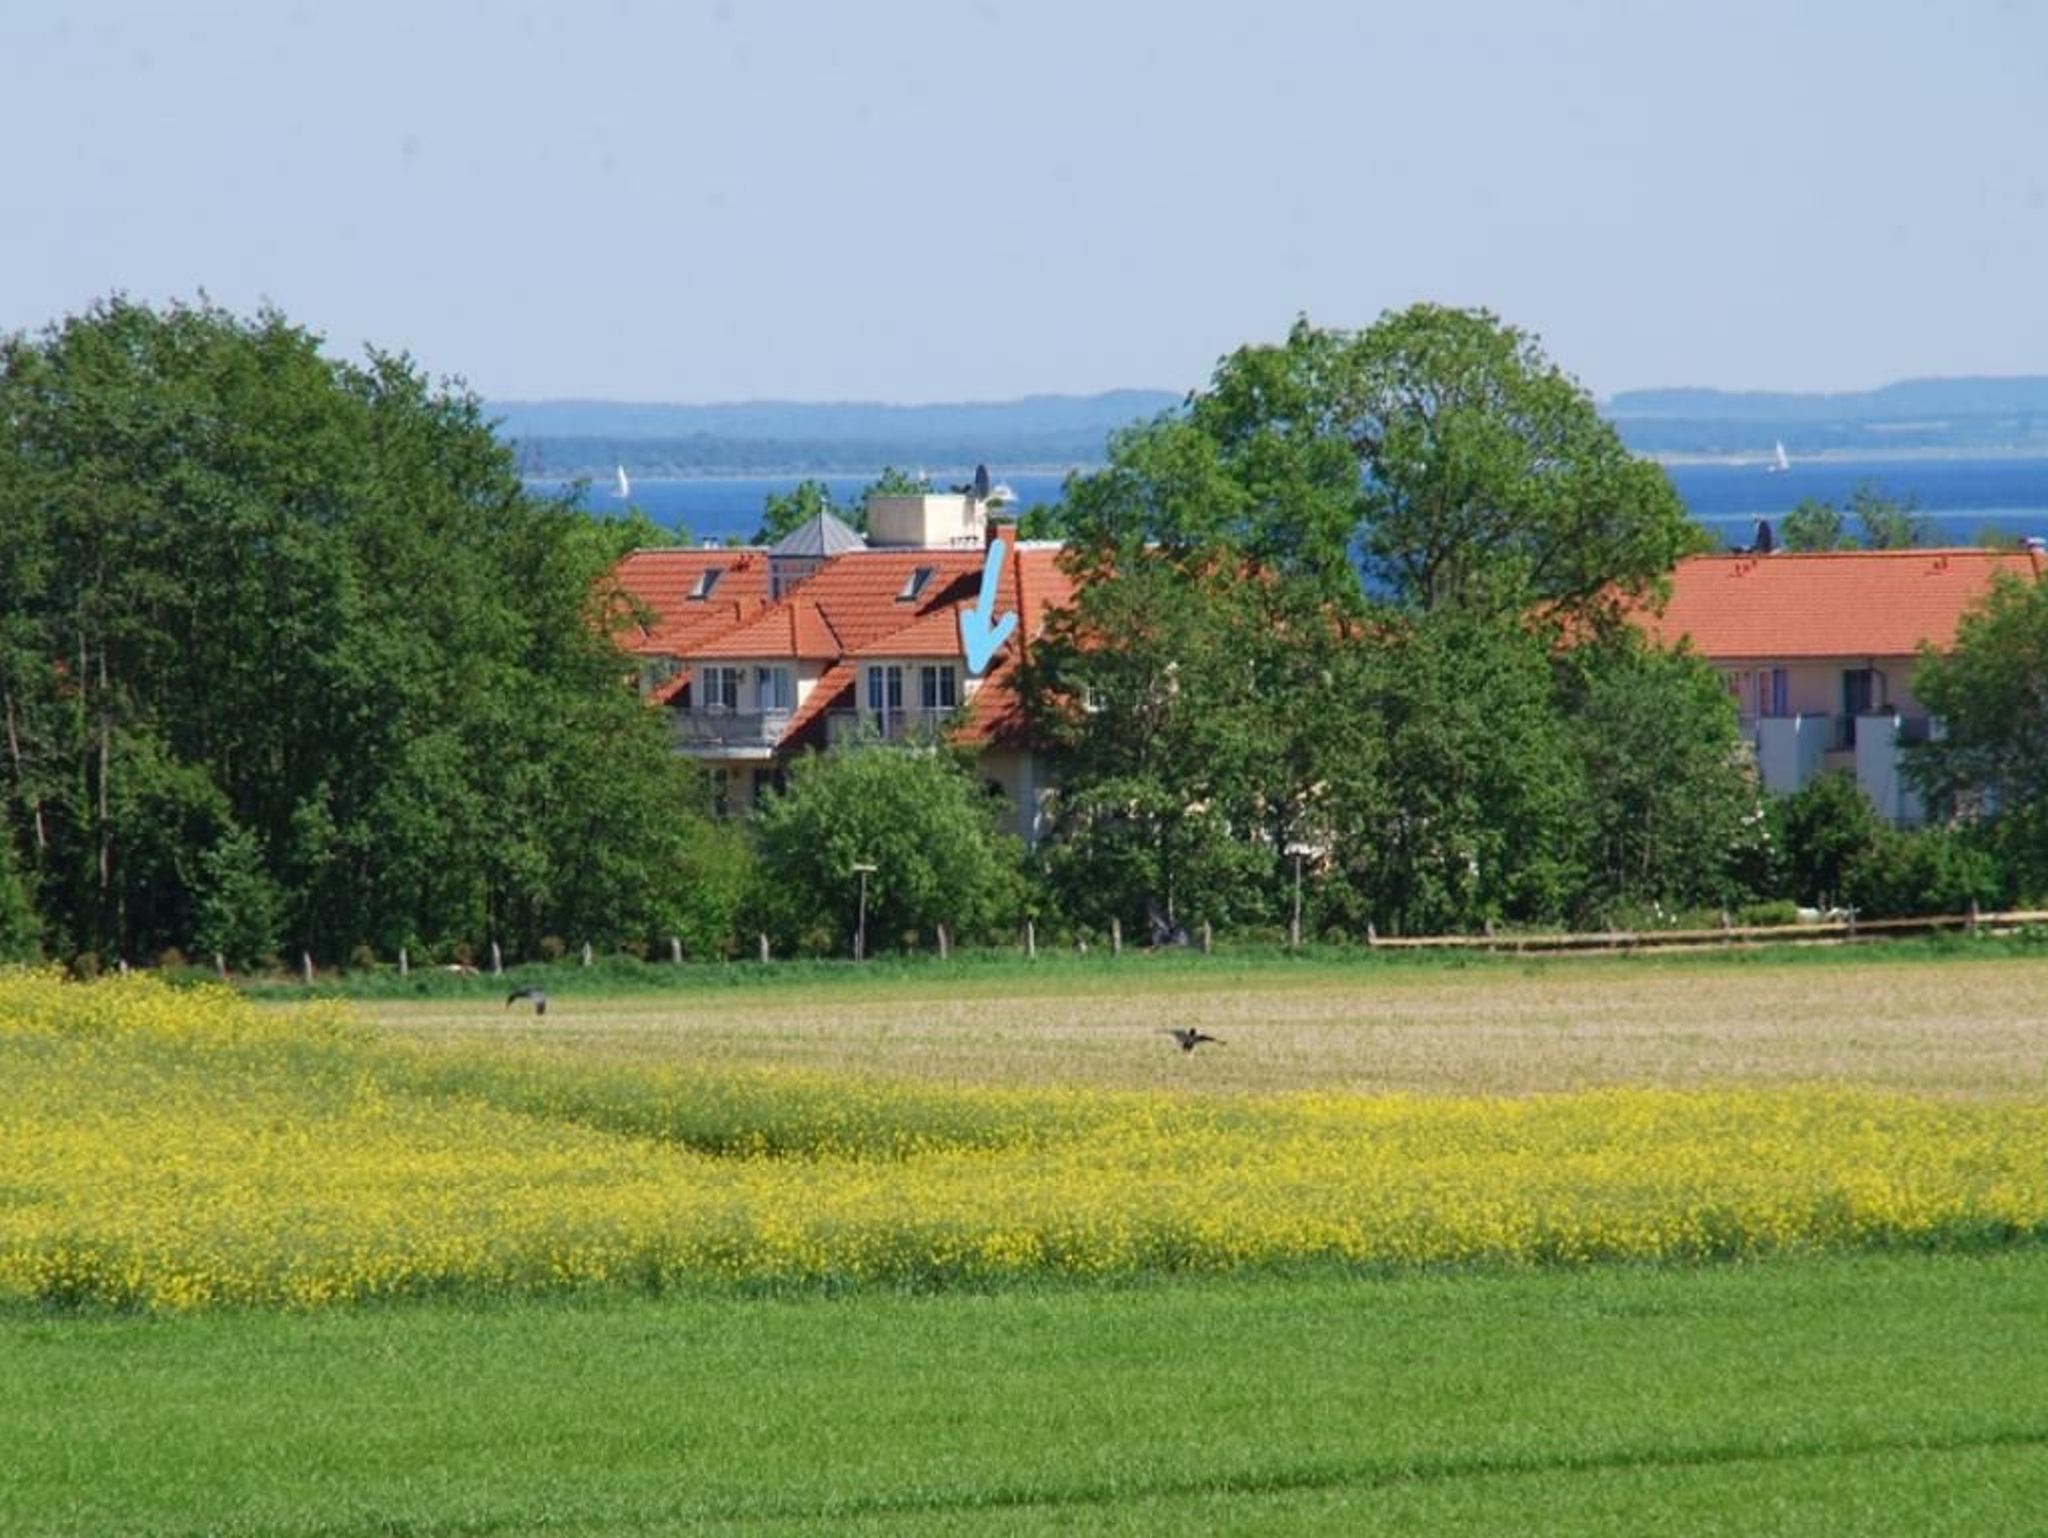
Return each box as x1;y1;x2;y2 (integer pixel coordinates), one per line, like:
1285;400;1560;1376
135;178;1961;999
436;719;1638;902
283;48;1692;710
1639;548;2043;659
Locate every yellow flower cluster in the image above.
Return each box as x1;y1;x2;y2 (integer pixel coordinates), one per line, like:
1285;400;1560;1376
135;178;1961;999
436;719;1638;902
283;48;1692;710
3;970;2044;1310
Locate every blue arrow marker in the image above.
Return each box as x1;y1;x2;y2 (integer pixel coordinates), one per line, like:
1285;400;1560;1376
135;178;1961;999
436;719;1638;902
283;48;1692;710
959;538;1019;676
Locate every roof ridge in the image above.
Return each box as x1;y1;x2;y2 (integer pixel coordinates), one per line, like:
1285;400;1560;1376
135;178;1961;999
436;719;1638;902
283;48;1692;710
1692;546;2021;562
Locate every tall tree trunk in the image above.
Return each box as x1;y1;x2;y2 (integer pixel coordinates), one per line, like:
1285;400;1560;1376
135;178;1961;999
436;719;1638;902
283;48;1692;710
2;689;47;853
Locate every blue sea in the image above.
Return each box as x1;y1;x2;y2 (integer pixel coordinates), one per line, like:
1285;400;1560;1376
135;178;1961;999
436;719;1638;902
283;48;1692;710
538;458;2048;548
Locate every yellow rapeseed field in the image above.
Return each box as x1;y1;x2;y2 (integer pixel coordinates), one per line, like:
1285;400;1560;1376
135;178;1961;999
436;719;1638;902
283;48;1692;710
3;969;2045;1309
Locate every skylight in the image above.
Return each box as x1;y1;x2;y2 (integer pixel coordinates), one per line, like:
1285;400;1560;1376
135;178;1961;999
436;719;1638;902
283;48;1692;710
897;565;936;602
689;567;724;600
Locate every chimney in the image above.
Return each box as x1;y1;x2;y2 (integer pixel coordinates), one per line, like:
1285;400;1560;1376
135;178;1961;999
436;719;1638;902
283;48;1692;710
986;518;1018;552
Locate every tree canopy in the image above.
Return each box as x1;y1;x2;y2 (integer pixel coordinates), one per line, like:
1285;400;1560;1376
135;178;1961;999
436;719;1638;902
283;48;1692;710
1777;484;1927;552
0;297;715;964
1907;572;2048;895
1029;306;1752;937
748;744;1022;954
1064;308;1702;626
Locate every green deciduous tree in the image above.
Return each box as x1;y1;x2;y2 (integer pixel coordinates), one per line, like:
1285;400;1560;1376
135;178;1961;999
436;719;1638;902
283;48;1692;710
752;479;842;545
1778;484;1927;553
0;814;38;960
1773;773;1882;909
749;745;1022;954
1780;498;1857;552
1907;571;2048;895
1850;483;1928;550
1558;632;1767;918
1355;613;1586;934
1032;307;1736;938
749;468;926;545
194;823;285;971
0;296;717;964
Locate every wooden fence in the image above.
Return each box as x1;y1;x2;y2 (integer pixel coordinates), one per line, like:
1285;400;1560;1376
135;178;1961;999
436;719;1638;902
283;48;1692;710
1363;906;2048;955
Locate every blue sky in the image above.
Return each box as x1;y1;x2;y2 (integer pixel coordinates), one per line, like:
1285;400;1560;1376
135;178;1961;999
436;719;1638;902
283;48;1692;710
4;0;2043;403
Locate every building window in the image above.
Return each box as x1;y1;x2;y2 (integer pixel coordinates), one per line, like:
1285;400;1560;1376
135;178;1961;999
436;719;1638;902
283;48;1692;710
1768;668;1789;718
756;666;793;712
865;664;904;719
1841;668;1878;747
897;566;936;603
689;567;724;601
920;664;958;711
1842;668;1878;718
702;665;740;711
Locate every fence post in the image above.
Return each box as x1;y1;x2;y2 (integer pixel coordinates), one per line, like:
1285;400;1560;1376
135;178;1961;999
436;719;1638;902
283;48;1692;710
936;922;951;960
1969;898;1981;937
214;952;227;980
758;932;771;964
671;935;683;965
301;950;314;986
1366;922;1377;948
1024;919;1036;959
1200;920;1213;955
490;939;502;977
1110;917;1122;956
1846;908;1858;941
1720;908;1732;946
399;947;409;977
581;941;593;967
118;956;129;976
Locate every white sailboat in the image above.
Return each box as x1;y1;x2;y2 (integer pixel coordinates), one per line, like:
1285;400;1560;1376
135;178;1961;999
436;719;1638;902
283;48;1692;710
1767;440;1791;474
614;463;632;499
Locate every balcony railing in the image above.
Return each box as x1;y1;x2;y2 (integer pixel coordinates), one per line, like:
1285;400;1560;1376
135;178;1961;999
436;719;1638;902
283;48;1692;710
1835;712;1935;752
675;708;792;750
826;706;958;746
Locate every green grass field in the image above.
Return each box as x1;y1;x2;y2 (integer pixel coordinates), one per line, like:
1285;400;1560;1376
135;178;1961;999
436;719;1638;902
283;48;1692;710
7;951;2046;1534
6;1254;2046;1536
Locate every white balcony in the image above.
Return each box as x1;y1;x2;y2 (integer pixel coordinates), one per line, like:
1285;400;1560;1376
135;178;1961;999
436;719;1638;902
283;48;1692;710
826;706;957;746
675;708;791;756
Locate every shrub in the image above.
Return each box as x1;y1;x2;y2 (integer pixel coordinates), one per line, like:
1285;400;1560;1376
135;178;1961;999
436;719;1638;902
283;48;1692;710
1736;900;1802;928
1846;826;2005;919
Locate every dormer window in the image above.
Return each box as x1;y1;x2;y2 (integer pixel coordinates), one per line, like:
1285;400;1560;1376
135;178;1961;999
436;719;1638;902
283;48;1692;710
689;567;724;600
897;565;936;603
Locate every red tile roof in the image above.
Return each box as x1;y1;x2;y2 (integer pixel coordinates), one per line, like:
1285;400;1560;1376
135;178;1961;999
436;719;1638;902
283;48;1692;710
1639;548;2044;660
697;597;845;661
606;537;1081;752
604;549;770;656
779;551;986;653
849;605;967;660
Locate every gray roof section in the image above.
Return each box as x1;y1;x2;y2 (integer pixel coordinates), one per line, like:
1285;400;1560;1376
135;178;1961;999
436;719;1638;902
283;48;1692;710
771;510;868;559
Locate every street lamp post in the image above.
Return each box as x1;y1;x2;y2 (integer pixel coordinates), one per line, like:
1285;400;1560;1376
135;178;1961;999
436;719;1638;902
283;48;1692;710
1284;842;1315;951
851;862;877;961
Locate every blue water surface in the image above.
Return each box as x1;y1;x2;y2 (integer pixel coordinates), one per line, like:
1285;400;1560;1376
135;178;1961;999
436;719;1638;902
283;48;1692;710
542;458;2048;548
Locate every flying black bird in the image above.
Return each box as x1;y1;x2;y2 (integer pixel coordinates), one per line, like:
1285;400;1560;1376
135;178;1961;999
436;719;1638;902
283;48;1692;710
506;987;548;1016
1162;1027;1222;1053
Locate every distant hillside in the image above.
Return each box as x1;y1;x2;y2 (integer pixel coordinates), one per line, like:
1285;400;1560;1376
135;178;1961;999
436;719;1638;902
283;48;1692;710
494;376;2048;475
1605;376;2048;457
493;390;1181;476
